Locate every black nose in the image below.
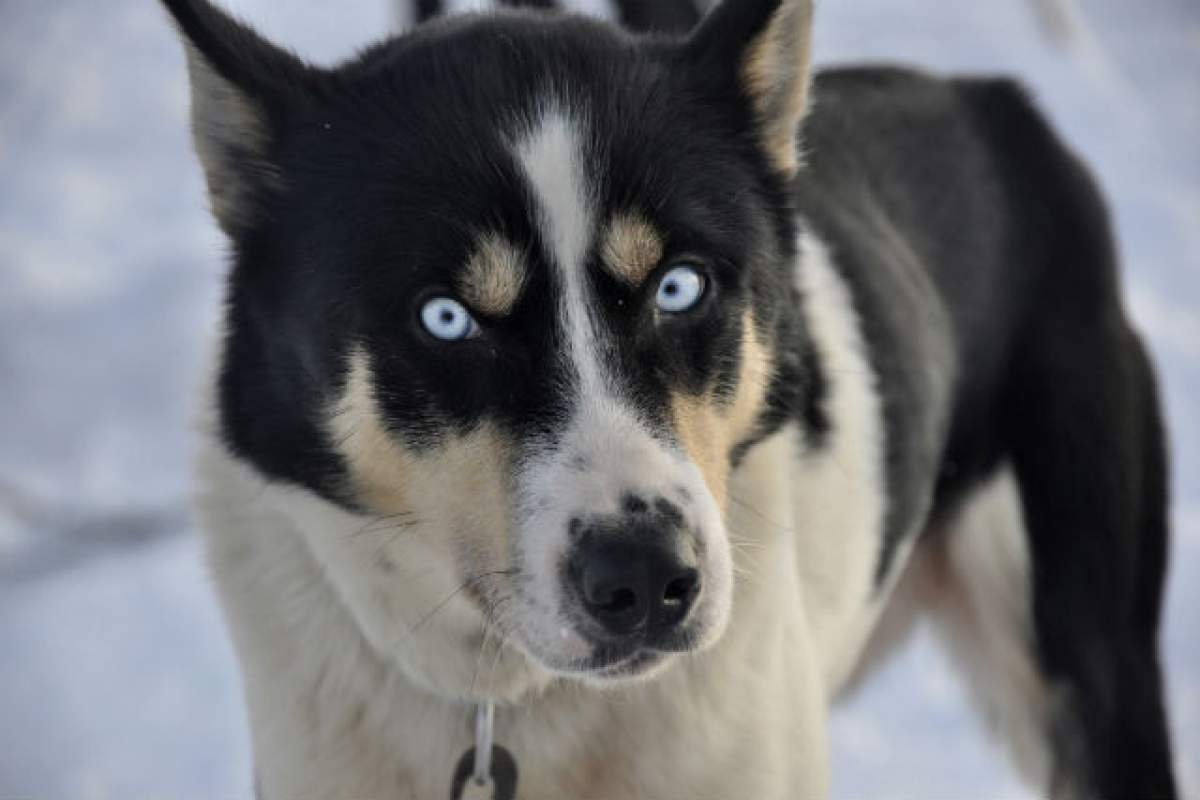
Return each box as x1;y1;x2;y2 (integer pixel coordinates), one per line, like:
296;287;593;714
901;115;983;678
569;538;702;639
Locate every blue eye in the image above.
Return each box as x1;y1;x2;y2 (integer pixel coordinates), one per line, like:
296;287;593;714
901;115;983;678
655;265;706;313
420;297;479;341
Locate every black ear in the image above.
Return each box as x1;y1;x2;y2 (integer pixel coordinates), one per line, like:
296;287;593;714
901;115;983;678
688;0;814;177
160;0;314;234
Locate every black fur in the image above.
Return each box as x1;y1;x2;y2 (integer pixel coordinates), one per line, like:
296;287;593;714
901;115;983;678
610;0;701;34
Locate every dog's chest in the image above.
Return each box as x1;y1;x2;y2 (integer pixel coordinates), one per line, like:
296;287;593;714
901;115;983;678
250;595;831;799
516;607;829;798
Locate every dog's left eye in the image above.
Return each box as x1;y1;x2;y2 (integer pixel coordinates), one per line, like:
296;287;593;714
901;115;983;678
420;297;480;341
655;265;706;313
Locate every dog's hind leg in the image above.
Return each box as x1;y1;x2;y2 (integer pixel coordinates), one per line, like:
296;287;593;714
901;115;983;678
997;316;1176;798
925;386;1175;798
928;326;1176;798
920;466;1067;793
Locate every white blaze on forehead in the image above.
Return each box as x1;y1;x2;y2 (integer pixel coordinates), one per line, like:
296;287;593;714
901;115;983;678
508;106;733;667
513;105;607;396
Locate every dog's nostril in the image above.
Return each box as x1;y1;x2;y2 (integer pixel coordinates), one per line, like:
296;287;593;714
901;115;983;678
601;587;638;614
622;494;649;515
663;569;700;607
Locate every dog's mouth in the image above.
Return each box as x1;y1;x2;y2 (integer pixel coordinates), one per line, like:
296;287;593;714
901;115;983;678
591;648;669;679
537;617;707;682
563;643;671;681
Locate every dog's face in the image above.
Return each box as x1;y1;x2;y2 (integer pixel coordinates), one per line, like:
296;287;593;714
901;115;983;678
170;0;815;694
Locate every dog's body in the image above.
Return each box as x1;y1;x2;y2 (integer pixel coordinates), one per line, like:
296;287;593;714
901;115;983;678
166;0;1176;796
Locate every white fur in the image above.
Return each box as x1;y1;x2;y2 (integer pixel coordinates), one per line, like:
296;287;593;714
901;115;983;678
513;104;602;396
790;232;895;694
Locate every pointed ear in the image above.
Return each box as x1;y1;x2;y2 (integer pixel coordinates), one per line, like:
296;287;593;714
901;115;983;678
160;0;313;234
688;0;815;178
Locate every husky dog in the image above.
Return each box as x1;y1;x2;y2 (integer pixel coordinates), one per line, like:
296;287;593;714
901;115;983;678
161;0;1177;796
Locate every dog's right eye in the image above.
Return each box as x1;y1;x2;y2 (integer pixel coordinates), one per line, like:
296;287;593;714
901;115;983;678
655;265;706;314
420;297;480;342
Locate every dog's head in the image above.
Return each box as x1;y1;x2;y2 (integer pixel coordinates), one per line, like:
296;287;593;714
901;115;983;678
168;0;817;695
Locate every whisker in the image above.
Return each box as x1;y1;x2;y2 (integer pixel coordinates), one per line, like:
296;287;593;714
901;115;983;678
732;561;763;586
727;494;795;533
374;528;408;566
483;613;514;696
471;599;500;696
727;537;767;551
347;512;420;540
472;595;515;696
411;569;517;635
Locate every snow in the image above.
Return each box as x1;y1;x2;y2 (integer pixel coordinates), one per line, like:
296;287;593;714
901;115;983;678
1;1;1196;797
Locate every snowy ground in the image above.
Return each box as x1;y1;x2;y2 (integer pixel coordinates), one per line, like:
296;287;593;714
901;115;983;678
0;1;1196;797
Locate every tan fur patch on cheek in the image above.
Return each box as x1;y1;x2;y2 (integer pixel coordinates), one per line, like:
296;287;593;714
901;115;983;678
408;425;515;571
600;213;665;287
727;312;773;444
671;312;772;507
671;397;728;502
326;349;418;514
457;234;527;317
327;350;517;581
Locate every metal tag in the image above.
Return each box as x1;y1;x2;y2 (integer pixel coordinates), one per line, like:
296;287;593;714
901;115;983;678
450;746;518;800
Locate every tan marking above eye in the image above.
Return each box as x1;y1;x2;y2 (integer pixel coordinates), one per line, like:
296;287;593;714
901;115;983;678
457;234;527;317
600;213;666;287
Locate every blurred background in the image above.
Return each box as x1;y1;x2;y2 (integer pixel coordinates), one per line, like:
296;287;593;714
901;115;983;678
0;0;1196;797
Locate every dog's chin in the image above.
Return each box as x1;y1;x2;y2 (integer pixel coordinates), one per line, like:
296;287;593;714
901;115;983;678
575;648;678;687
516;618;725;689
531;643;680;688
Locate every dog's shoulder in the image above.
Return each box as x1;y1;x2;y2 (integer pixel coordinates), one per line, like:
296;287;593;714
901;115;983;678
793;64;1122;531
